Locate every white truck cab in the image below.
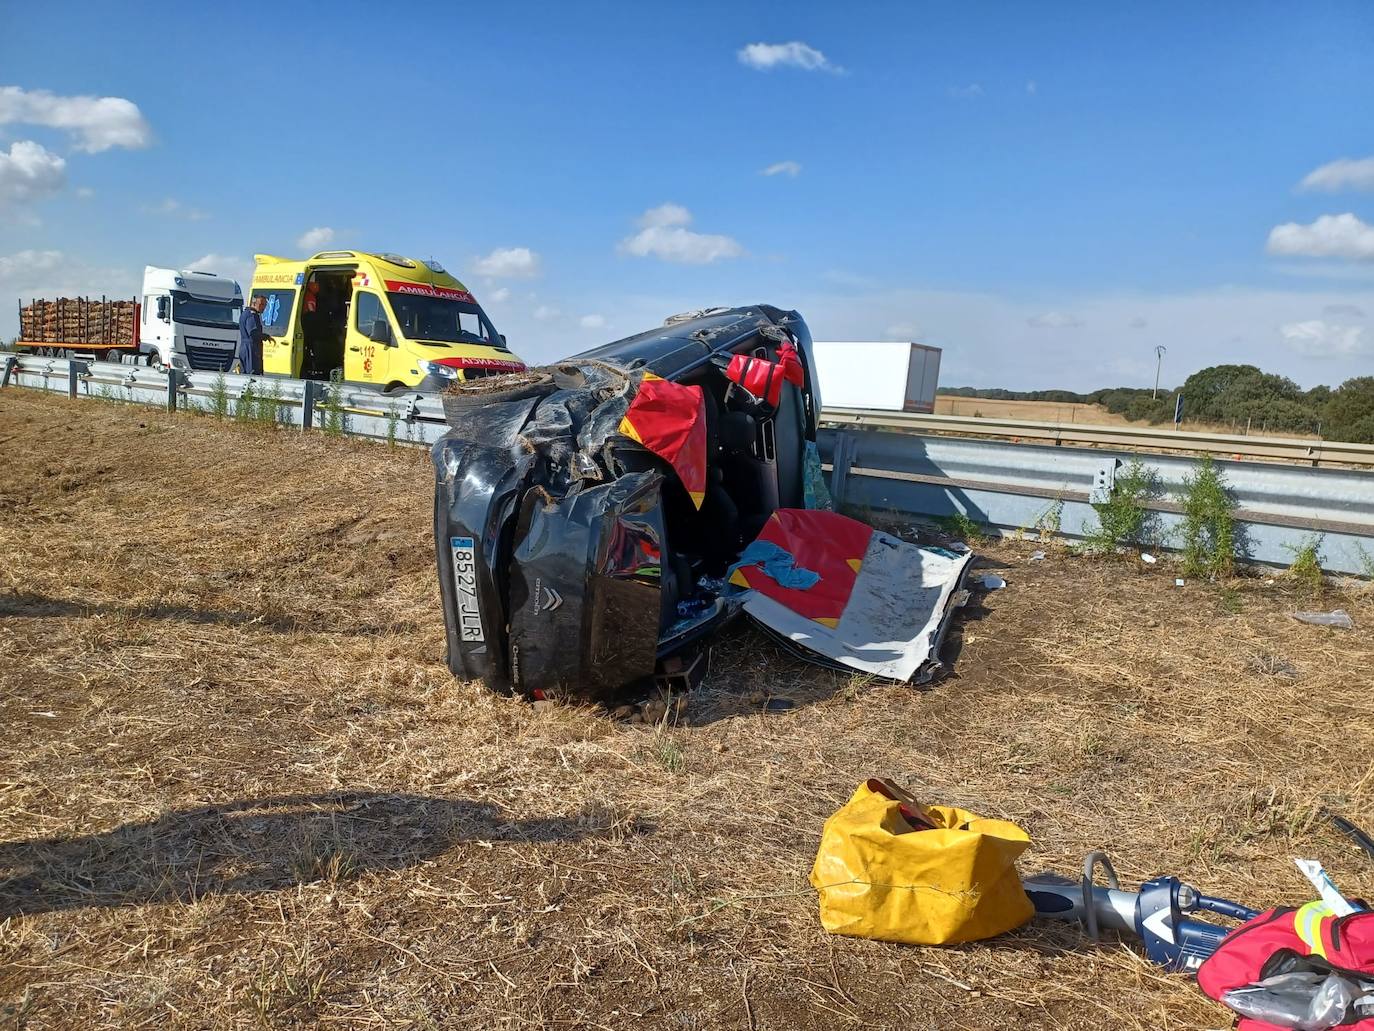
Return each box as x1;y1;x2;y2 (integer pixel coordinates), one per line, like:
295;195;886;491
140;266;243;371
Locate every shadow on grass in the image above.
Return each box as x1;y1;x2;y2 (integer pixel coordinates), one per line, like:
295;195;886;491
0;590;413;637
0;791;631;918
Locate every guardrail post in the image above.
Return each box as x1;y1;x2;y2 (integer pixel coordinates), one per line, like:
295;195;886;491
1;354;16;388
301;380;320;431
165;369;182;412
67;359;89;399
830;431;854;506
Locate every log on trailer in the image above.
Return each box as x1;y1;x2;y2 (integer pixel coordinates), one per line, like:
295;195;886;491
16;296;138;354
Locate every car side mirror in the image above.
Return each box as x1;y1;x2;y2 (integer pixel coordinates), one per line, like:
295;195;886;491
156;296;170;322
369;319;393;345
499;333;507;347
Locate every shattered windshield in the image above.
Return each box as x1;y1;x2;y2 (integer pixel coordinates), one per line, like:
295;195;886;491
387;293;503;348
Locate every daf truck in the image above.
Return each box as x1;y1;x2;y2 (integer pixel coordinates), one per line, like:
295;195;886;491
16;265;243;371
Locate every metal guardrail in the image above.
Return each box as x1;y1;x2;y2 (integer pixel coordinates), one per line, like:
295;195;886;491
0;352;451;446
820;426;1374;576
820;407;1374;469
4;352;1372;575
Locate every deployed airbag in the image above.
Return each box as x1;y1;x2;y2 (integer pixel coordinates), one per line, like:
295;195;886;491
731;510;972;683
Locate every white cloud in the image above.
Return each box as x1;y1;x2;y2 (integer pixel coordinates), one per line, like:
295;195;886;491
737;41;841;73
1299;157;1374;193
296;226;335;251
533;304;560;321
1323;303;1365;318
1026;80;1038;95
1027;310;1083;329
760;160;801;177
1278;319;1367;358
0;140;66;208
1267;213;1374;261
0;248;63;281
884;323;921;339
0;86;151;152
0;249;138;339
619;203;743;265
487;286;511;303
185;253;252;284
949;83;985;98
579;314;607;330
74;185;94;199
471;246;541;278
146;197;209;221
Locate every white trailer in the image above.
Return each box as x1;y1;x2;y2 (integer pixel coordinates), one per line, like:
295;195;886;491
811;341;942;413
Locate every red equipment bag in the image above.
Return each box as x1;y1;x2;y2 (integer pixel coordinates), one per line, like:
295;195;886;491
1197;905;1374;1029
725;339;804;409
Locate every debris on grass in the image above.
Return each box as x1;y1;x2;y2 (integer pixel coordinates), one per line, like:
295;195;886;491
1291;609;1355;629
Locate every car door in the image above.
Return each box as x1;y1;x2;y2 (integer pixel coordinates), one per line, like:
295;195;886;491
256;285;302;376
347;289;394;385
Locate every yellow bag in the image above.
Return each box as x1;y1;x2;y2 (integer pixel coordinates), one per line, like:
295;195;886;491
809;780;1034;945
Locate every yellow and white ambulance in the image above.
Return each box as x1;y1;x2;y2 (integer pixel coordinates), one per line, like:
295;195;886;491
249;250;525;391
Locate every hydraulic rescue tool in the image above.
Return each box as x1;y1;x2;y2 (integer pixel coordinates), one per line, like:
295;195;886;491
1021;851;1259;972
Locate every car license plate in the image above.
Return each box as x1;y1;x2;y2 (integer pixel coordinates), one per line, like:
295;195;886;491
449;536;484;642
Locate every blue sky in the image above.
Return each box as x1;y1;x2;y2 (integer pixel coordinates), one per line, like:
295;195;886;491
3;0;1373;390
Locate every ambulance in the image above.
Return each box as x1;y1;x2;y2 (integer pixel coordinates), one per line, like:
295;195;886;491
248;250;525;391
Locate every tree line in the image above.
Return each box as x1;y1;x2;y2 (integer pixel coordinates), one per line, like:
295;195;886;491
943;365;1374;442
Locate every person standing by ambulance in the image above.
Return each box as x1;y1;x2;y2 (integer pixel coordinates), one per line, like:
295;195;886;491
237;294;267;375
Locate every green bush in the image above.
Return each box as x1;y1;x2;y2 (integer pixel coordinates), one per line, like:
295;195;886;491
938;511;987;544
1084;459;1156;552
1324;377;1374;444
1284;534;1325;597
209;374;229;420
1179;455;1236;579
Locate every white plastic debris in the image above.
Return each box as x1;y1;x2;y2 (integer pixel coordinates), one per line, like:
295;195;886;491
1291;609;1355;629
1030;551;1045;562
1140;553;1157;564
1293;858;1357;916
1175;578;1185;587
978;575;1007;590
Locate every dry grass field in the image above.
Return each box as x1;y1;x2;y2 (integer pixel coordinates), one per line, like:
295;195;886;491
932;395;1321;440
2;389;1372;1030
933;396;1138;425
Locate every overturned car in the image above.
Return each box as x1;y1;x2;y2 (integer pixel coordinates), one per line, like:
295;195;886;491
432;305;972;703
